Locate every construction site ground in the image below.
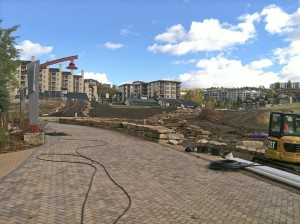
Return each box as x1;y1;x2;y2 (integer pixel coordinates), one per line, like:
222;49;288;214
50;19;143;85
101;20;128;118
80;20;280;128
0;101;274;162
86;102;271;162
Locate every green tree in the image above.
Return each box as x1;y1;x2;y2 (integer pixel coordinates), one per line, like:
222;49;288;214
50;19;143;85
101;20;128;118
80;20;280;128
264;89;277;98
0;82;10;112
287;80;292;89
236;97;243;108
184;90;193;100
204;97;216;108
191;91;203;104
0;20;20;115
224;99;232;109
215;100;221;108
97;83;118;96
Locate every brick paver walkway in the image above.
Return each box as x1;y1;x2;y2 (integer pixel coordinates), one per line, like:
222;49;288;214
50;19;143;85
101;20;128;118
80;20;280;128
0;122;299;224
0;148;36;180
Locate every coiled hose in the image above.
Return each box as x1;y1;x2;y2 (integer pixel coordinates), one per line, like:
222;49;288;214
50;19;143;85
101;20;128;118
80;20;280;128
209;159;261;170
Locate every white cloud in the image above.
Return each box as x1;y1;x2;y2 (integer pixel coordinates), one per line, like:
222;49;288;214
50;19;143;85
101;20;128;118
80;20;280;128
273;40;300;64
261;5;300;39
177;56;279;88
82;72;111;84
248;59;273;69
103;42;124;50
148;13;260;55
16;40;53;60
279;56;300;81
263;5;300;68
171;59;197;65
49;54;56;60
154;24;185;44
261;5;291;34
120;26;138;37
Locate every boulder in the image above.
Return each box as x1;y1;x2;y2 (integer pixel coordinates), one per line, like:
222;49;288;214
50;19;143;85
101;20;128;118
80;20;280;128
238;141;264;148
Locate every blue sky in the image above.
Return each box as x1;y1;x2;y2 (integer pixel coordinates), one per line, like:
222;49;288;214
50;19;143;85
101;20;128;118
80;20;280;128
1;0;300;88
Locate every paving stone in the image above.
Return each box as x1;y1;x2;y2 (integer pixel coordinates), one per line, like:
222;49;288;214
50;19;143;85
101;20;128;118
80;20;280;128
0;122;299;224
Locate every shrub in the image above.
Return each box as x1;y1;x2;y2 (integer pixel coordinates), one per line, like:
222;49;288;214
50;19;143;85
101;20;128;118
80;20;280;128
10;111;29;131
0;128;8;146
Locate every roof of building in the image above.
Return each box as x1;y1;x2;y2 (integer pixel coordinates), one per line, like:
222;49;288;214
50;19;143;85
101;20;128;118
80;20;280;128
72;74;83;79
84;79;99;84
19;60;31;65
277;93;289;99
66;92;89;101
159;98;200;107
39;91;63;99
62;71;71;75
132;81;146;84
148;80;181;84
49;68;60;72
125;98;159;106
119;80;181;87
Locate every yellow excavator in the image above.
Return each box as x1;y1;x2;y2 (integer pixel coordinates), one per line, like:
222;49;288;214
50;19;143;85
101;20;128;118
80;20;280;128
252;112;300;173
265;112;300;163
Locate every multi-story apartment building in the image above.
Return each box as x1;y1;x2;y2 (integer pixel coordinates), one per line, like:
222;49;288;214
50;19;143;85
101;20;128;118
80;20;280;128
203;89;261;101
84;79;99;101
119;80;181;102
39;64;84;94
14;60;94;100
147;80;181;99
270;81;300;89
118;81;148;102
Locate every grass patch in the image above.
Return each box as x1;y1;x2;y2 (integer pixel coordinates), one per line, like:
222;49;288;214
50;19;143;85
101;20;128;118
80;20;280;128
264;103;300;113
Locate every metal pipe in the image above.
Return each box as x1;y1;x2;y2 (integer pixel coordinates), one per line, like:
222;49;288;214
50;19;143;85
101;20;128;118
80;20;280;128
233;158;300;189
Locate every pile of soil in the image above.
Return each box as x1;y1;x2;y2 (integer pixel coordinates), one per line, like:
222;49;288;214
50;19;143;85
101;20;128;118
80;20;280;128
88;102;176;119
199;108;223;121
49;101;88;117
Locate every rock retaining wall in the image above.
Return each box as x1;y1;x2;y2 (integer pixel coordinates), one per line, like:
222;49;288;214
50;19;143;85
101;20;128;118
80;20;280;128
24;133;44;146
59;118;184;145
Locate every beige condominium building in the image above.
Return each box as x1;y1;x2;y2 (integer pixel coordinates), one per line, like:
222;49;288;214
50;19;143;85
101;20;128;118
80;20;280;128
39;64;84;94
84;79;99;101
147;80;181;99
119;80;181;102
14;60;99;101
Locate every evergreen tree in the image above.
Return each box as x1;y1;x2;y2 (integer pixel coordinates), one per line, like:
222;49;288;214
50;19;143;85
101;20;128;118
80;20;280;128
0;20;20;114
184;90;193;100
236;97;243;108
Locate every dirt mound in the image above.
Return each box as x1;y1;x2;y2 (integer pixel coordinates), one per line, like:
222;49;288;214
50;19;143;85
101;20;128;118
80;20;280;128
199;108;223;121
89;102;176;119
49;101;88;117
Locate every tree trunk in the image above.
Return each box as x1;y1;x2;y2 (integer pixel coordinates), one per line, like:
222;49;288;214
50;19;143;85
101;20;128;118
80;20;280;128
0;113;9;130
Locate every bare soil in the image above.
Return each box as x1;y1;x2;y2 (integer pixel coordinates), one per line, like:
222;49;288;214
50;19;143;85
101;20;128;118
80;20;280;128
1;101;269;161
0;131;32;154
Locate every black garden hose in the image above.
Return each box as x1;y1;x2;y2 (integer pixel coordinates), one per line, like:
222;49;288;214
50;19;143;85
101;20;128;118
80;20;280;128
209;159;261;170
37;135;131;224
